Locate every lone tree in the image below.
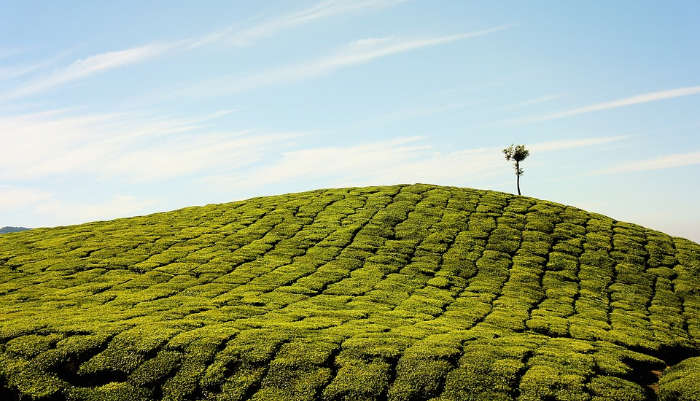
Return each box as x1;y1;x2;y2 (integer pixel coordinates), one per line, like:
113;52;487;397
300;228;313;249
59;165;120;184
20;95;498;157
503;144;529;195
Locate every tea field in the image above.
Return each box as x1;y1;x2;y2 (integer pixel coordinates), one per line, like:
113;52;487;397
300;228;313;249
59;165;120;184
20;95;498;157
0;184;698;401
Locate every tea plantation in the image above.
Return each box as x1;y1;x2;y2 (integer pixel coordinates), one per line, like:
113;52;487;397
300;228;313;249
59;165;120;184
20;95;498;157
0;184;698;401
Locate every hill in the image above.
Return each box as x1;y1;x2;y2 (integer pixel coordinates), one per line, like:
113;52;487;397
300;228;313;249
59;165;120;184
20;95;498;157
0;227;29;234
0;184;698;401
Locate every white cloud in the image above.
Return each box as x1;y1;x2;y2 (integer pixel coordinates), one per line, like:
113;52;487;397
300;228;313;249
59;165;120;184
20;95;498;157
0;187;52;209
190;0;409;48
207;135;625;191
595;151;700;174
0;48;21;60
323;26;510;66
209;136;430;188
0;188;157;227
370;101;475;124
34;195;158;225
525;86;700;123
184;26;511;97
104;131;299;181
529;135;627;152
1;43;174;100
0;109;296;182
0;61;49;82
513;94;561;108
1;1;409;100
0;110;182;179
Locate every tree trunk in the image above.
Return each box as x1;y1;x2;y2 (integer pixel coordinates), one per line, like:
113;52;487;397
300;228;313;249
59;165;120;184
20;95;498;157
516;161;521;195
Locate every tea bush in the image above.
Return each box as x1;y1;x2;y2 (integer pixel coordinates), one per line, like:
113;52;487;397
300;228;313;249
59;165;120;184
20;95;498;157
0;184;697;400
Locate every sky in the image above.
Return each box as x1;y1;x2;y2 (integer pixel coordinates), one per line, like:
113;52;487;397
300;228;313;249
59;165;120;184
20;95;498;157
1;0;699;242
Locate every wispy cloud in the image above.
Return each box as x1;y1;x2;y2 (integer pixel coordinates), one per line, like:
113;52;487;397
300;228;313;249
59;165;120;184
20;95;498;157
1;0;408;100
366;101;476;125
1;43;174;100
183;26;511;97
529;135;628;152
595;151;700;174
0;48;21;60
319;26;510;67
524;86;700;123
0;187;52;209
104;131;298;181
513;94;561;108
206;134;624;191
190;0;409;48
0;187;157;227
0;107;298;227
34;195;158;225
207;136;430;189
0;51;70;83
0;61;50;82
0;109;297;182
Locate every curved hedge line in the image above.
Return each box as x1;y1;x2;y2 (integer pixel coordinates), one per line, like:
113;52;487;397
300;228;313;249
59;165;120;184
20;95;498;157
0;184;697;400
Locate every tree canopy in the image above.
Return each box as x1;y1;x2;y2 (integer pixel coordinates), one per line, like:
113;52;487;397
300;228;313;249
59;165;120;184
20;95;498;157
503;144;530;195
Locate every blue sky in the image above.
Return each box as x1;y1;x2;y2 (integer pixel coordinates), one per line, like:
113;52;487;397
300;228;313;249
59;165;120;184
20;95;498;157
1;0;699;242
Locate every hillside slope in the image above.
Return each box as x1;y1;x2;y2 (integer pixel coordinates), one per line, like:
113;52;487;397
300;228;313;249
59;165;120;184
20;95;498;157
0;184;698;401
0;227;29;234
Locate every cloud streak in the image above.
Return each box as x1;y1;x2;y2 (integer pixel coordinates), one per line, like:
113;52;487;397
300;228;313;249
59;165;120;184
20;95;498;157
34;195;158;225
529;135;628;152
1;0;409;100
513;94;561;108
0;109;297;182
184;26;511;97
208;134;625;191
321;26;510;67
0;61;50;82
1;43;174;100
595;150;700;174
0;48;22;60
524;86;700;123
190;0;409;48
0;187;52;209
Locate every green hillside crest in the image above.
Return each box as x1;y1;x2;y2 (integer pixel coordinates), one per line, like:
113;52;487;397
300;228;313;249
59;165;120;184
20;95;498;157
0;184;698;401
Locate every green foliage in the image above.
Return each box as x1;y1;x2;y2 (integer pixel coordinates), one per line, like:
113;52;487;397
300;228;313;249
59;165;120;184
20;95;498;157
503;144;530;195
658;356;700;401
0;184;698;400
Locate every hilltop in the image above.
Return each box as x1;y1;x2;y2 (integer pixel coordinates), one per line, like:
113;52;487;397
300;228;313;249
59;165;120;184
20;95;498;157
0;227;29;234
0;184;698;401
